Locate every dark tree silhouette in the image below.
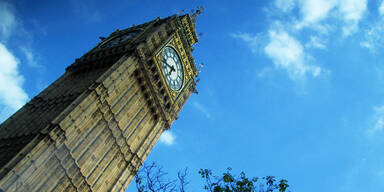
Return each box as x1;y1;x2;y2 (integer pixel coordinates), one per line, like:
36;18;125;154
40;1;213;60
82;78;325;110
135;162;189;192
135;163;289;192
198;168;289;192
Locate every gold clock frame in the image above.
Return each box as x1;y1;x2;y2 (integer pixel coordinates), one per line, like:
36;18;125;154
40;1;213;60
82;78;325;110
153;30;195;104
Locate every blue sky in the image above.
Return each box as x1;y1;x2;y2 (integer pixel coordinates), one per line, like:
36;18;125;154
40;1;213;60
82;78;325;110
1;0;384;191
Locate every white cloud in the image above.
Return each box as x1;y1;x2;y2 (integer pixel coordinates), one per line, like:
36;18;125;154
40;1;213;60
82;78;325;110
273;0;367;36
193;101;211;119
0;1;16;41
159;130;175;146
367;105;384;135
257;67;273;78
0;43;28;118
231;33;259;53
0;3;29;122
0;3;40;68
232;22;330;81
275;0;296;12
338;0;367;21
361;18;384;52
380;0;384;15
360;41;373;50
360;0;384;51
20;47;40;68
296;0;336;28
264;29;326;80
338;0;367;36
20;47;46;94
306;36;327;49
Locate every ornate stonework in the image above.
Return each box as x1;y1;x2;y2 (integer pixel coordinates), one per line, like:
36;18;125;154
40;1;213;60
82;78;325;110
0;13;199;192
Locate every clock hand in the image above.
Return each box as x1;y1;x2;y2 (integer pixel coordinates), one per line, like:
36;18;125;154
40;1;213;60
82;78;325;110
163;61;176;75
168;66;175;75
163;62;174;69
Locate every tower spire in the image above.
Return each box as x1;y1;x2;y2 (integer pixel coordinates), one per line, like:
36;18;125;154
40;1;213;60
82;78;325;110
0;13;200;192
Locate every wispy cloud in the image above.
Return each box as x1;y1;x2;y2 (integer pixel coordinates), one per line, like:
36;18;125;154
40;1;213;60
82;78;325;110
380;0;384;15
0;1;16;41
193;101;211;119
231;33;259;53
360;20;384;52
20;46;46;93
274;0;296;12
306;36;327;49
70;0;102;23
159;130;175;146
232;0;369;81
231;23;329;81
360;2;384;52
20;47;42;69
273;0;367;36
264;28;327;80
367;105;384;136
257;67;273;78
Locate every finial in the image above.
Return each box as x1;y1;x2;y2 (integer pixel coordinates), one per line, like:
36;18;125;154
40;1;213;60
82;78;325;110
198;32;203;39
192;78;200;94
178;10;185;15
191;6;204;23
99;36;106;41
197;63;204;74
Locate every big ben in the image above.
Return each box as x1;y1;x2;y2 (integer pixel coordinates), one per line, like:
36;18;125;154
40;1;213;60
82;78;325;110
0;10;201;192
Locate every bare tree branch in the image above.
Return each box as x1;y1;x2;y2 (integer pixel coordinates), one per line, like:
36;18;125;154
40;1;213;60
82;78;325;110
177;168;189;192
135;162;182;192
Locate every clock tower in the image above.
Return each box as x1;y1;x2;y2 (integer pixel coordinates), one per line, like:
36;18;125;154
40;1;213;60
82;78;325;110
0;11;200;192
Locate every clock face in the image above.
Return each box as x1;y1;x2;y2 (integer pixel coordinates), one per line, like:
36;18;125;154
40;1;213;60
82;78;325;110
100;31;139;48
161;46;184;91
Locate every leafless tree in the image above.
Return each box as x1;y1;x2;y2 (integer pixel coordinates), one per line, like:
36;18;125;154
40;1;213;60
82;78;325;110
135;162;189;192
